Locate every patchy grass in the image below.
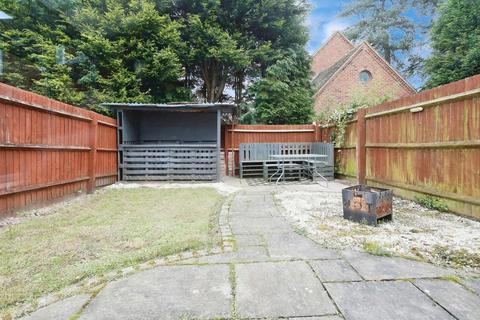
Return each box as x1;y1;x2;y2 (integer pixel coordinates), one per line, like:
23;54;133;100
363;241;392;257
414;195;449;212
0;187;223;315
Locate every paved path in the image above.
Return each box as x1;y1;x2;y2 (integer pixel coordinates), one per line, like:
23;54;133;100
27;187;480;320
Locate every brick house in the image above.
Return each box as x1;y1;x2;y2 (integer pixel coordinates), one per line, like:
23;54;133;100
311;32;415;114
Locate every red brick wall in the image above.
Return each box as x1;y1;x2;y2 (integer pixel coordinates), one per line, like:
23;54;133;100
311;32;354;76
313;44;415;114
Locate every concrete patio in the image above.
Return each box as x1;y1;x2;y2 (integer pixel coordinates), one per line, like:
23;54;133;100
25;182;480;320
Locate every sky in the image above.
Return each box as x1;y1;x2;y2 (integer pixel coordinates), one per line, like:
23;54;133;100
306;0;351;54
306;0;429;88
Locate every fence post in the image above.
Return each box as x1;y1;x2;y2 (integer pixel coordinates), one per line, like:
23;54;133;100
87;119;98;193
356;109;366;185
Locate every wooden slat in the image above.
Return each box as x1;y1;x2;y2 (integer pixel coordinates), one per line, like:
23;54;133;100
0;82;117;217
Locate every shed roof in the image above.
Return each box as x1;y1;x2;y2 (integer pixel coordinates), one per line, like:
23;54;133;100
101;102;235;113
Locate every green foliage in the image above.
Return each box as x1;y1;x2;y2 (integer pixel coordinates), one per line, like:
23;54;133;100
316;78;396;147
0;0;310;115
424;0;480;88
247;48;314;124
414;195;449;212
340;0;440;79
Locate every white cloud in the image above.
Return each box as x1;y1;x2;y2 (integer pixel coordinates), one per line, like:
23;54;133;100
322;19;350;40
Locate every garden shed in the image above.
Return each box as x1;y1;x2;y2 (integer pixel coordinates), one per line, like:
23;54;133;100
103;103;234;181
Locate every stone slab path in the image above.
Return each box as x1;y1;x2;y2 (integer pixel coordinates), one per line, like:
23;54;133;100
26;186;480;320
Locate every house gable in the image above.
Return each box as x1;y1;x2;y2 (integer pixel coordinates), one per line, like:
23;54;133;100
311;31;354;76
313;42;416;113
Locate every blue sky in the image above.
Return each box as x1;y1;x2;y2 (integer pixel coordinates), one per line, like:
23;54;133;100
306;1;350;53
306;0;430;88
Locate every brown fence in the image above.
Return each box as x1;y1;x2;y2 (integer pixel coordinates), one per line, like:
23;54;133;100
320;75;480;219
222;124;321;175
0;83;118;217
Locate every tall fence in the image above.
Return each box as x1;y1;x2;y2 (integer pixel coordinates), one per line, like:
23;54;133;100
222;124;321;175
0;83;118;217
320;75;480;219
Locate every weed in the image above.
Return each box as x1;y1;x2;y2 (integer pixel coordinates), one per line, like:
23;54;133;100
293;226;307;236
363;241;392;257
433;245;480;269
414;195;448;212
438;275;463;285
229;264;238;319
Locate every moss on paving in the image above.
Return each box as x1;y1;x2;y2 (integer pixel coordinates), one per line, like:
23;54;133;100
0;187;224;316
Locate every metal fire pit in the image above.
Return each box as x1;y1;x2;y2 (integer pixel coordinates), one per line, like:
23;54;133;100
342;185;393;226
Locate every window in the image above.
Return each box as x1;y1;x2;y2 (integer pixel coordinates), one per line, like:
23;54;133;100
359;70;372;83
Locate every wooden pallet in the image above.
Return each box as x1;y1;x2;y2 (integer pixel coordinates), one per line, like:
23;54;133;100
120;144;217;181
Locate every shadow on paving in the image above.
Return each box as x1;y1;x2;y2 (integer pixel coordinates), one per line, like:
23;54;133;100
24;187;480;320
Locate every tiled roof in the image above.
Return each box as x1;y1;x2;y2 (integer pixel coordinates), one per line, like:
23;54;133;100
311;48;356;90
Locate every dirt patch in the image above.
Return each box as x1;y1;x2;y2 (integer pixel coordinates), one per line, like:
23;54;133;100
275;188;480;273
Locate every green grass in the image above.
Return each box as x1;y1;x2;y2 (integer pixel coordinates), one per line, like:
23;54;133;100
0;187;223;315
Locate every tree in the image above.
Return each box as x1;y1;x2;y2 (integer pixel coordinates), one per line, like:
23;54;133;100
424;0;480;88
73;0;189;105
339;0;440;78
248;48;314;124
170;0;310;103
0;0;83;104
0;0;311;114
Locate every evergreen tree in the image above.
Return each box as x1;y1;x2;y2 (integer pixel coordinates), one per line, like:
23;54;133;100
339;0;440;78
248;48;314;124
424;0;480;87
0;0;312;119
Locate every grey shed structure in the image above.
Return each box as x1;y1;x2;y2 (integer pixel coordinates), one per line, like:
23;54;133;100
103;103;235;181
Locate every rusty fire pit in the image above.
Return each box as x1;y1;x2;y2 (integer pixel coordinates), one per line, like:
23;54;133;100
342;185;393;226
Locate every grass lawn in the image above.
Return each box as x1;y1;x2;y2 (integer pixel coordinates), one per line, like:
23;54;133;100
0;187;223;315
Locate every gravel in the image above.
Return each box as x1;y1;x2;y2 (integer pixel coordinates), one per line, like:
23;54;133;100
108;181;240;195
275;187;480;273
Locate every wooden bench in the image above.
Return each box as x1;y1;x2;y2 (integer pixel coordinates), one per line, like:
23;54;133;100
239;142;334;180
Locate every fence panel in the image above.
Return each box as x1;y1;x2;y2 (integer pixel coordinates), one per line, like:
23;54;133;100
0;83;117;217
320;75;480;219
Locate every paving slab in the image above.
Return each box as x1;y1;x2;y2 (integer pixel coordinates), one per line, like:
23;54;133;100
345;255;454;280
324;281;454;320
230;193;278;217
414;279;480;320
265;232;339;260
79;264;231;320
464;278;480;295
289;317;343;320
235;261;337;318
288;316;343;320
24;294;91;320
182;249;271;264
230;217;291;234
310;259;362;282
235;234;264;246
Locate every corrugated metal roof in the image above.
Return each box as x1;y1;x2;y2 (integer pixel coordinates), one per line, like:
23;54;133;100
101;102;235;112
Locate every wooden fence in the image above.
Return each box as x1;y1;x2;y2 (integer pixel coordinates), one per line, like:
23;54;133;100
0;83;118;217
222;124;321;175
320;75;480;219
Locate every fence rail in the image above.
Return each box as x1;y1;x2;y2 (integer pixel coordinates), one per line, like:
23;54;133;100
319;74;480;219
0;82;118;217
